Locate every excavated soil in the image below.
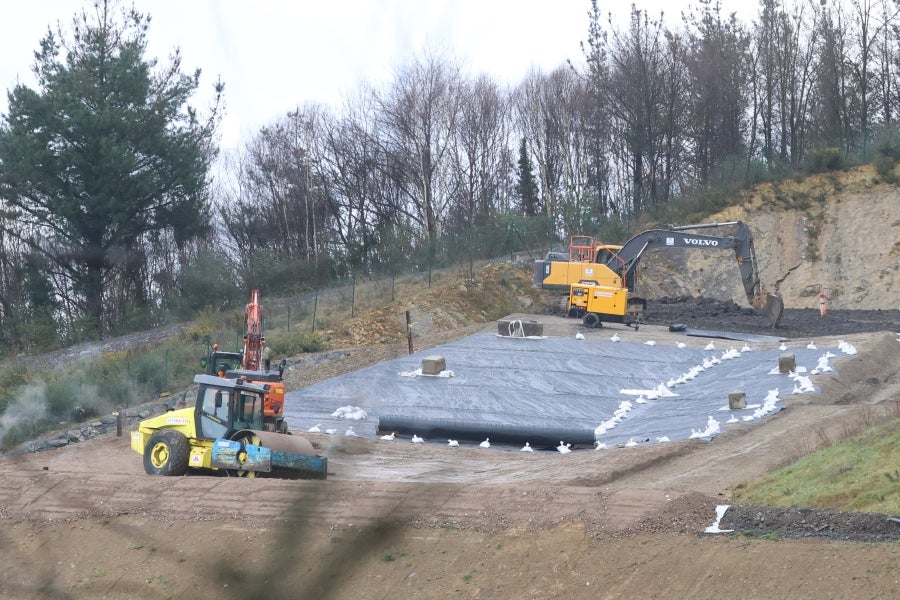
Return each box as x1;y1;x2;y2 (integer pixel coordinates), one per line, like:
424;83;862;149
643;296;900;339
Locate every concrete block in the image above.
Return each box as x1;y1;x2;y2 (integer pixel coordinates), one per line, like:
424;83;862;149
778;353;796;373
421;355;446;375
728;390;747;410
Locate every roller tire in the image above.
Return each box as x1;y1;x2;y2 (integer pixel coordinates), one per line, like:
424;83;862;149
143;429;190;476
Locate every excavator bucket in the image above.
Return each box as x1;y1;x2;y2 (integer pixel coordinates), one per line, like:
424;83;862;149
756;293;784;329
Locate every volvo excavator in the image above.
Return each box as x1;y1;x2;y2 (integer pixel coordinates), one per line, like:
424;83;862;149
534;221;784;329
131;374;327;478
202;289;289;434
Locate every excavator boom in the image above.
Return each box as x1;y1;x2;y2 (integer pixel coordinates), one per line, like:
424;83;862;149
243;289;263;371
606;221;761;304
603;221;782;328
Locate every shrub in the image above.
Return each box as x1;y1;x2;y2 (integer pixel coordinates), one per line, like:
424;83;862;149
268;331;329;357
873;124;900;183
803;147;844;173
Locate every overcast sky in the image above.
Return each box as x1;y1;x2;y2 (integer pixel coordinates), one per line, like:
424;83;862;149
1;0;756;150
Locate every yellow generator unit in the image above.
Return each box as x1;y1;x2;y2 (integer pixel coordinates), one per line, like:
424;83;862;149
568;283;646;329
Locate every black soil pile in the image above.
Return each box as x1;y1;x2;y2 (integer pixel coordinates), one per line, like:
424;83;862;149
720;505;900;542
630;493;900;542
643;296;899;338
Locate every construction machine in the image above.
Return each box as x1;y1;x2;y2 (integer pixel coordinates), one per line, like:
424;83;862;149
131;374;327;479
201;289;290;434
535;221;784;328
531;236;625;313
203;343;289;434
567;282;647;329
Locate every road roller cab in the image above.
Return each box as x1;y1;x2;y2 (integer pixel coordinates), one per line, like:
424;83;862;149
130;374;327;479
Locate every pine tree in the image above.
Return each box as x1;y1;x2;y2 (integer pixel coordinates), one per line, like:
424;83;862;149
0;0;220;337
515;138;540;216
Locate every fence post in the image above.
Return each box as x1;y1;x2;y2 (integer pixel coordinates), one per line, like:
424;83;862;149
287;305;291;331
352;275;357;318
406;310;414;354
312;289;318;333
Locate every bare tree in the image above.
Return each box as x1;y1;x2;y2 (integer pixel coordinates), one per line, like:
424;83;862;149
322;87;399;272
847;0;900;156
605;6;671;213
448;74;511;231
809;2;852;150
545;67;602;234
222;104;332;270
511;70;557;221
373;50;463;253
683;0;750;184
579;0;614;218
874;0;900;125
751;0;816;168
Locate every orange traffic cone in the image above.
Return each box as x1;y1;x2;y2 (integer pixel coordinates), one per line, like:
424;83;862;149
819;290;827;317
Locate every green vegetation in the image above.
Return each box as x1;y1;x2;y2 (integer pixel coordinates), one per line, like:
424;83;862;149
0;4;219;340
803;147;845;174
0;266;461;448
733;417;900;514
873;124;900;183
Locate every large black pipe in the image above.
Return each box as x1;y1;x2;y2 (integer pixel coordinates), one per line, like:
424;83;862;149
378;415;596;448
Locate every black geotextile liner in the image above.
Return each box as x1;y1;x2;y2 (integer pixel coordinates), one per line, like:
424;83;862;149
283;332;852;450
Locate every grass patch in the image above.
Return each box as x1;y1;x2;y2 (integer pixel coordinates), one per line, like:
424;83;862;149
733;418;900;513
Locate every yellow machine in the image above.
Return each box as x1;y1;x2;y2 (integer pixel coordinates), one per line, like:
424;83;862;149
533;235;625;290
568;283;646;329
536;222;784;329
131;374;326;478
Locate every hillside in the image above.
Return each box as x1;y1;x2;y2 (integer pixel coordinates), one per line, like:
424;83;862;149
637;165;899;311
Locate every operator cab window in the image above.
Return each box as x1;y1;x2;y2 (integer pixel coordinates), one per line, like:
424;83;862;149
596;249;615;264
199;388;231;439
232;392;262;431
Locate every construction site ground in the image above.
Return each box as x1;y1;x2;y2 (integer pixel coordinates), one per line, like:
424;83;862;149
2;304;899;600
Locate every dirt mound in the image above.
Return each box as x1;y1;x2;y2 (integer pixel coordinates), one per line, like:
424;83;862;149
720;505;900;542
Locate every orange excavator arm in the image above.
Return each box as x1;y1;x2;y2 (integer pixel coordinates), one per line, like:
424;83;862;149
243;288;263;371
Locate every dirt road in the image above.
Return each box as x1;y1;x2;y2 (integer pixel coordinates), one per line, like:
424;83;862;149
1;316;898;600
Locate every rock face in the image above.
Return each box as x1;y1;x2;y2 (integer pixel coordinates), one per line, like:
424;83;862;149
635;165;899;311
